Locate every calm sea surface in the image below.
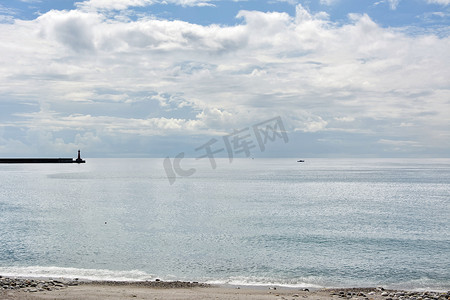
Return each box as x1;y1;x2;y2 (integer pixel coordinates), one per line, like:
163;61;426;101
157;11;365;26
0;158;449;290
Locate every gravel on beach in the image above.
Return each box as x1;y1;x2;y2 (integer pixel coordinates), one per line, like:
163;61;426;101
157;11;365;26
1;275;450;300
0;275;208;293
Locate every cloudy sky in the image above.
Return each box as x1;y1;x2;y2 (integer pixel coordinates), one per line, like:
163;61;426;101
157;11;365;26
0;0;449;158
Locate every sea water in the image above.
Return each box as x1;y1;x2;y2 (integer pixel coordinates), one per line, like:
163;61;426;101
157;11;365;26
0;158;449;290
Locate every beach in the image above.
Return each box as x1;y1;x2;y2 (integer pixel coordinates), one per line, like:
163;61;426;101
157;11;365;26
1;278;449;300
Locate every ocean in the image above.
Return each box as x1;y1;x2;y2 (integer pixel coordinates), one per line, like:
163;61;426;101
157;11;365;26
0;158;449;291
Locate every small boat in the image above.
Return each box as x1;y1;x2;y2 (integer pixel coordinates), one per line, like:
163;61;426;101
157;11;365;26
297;160;305;163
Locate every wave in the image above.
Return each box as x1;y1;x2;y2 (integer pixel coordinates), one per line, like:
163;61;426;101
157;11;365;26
0;266;154;282
1;266;448;291
205;276;325;289
0;266;323;288
383;278;450;293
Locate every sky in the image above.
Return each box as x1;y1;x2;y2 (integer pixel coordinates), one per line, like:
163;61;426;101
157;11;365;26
0;0;449;158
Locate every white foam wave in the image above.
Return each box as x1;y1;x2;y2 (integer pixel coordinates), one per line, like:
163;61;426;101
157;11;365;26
0;266;154;282
384;278;450;292
206;276;324;289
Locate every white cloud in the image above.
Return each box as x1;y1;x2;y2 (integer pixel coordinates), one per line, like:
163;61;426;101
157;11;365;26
75;0;214;11
320;0;339;5
335;117;355;122
37;10;101;53
0;15;15;23
377;139;424;152
1;3;449;156
13;111;207;136
388;0;400;9
0;4;17;16
76;0;151;11
378;139;421;146
373;0;400;10
19;0;42;3
275;0;300;5
426;0;450;5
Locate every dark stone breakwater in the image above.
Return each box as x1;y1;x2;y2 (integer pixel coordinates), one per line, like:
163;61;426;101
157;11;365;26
76;279;210;288
0;276;209;294
0;276;78;293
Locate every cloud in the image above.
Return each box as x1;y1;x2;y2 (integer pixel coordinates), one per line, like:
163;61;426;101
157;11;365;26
335;117;355;122
320;0;339;5
0;15;15;24
426;0;450;5
13;110;207;136
37;10;100;53
0;4;17;21
274;0;300;5
388;0;400;9
76;0;152;11
373;0;400;10
19;0;42;3
377;139;424;153
75;0;215;11
1;3;449;156
378;139;422;146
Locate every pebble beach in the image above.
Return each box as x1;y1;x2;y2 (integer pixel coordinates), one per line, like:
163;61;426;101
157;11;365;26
1;276;450;300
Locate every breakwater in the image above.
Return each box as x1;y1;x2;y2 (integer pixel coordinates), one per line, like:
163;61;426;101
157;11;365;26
0;150;85;164
0;158;84;164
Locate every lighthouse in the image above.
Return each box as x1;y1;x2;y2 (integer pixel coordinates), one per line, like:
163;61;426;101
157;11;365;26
75;150;86;164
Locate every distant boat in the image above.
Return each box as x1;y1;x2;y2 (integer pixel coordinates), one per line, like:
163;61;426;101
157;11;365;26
297;160;305;163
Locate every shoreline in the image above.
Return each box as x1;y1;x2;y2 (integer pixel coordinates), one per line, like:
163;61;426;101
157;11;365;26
1;277;449;300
